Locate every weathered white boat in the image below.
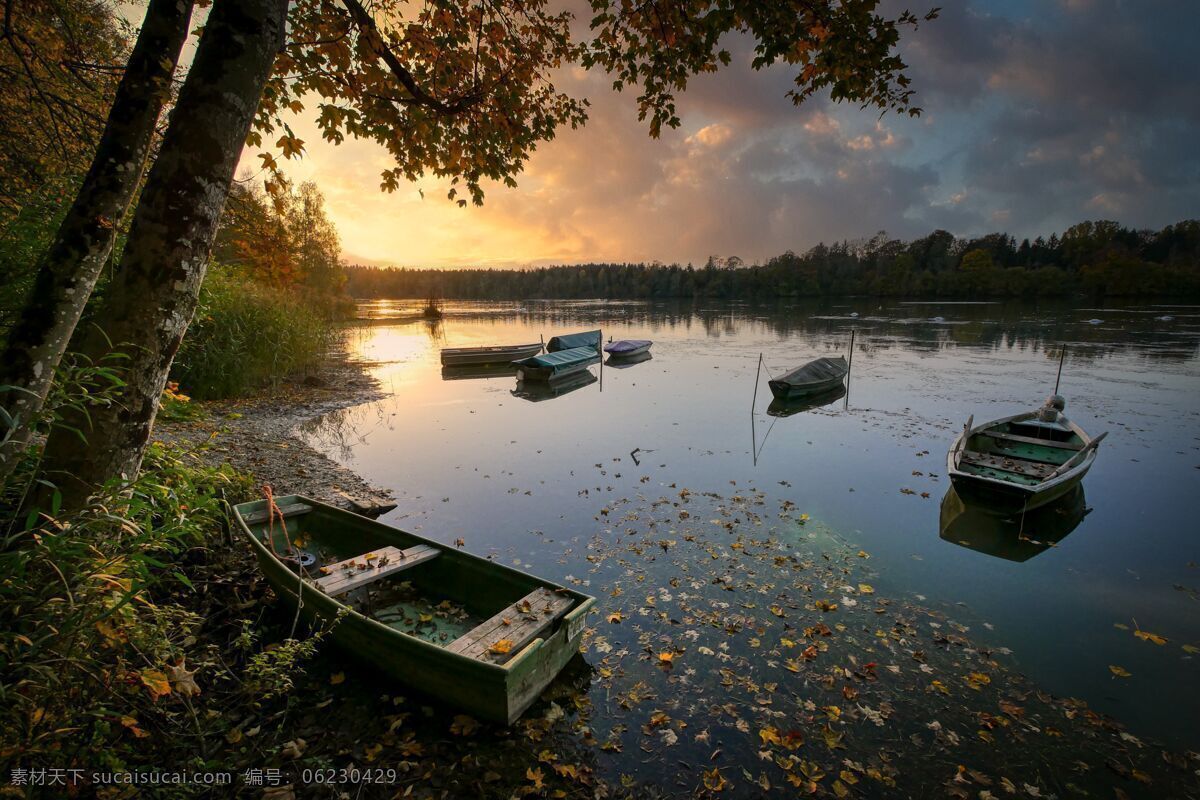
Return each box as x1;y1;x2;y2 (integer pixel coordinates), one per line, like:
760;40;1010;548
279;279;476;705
440;343;543;367
947;396;1106;510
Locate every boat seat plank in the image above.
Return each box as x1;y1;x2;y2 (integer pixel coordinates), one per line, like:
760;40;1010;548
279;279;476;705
445;587;574;663
314;545;440;596
961;450;1054;479
958;463;1044;486
980;430;1083;451
242;503;313;524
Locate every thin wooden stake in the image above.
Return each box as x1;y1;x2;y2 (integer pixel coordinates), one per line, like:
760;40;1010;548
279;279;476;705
844;329;856;409
1053;344;1066;395
751;353;763;412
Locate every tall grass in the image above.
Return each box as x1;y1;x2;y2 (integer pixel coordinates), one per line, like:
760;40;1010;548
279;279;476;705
172;266;340;399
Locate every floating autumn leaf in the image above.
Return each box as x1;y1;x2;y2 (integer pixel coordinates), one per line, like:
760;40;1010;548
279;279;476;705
139;669;171;700
858;583;875;595
759;726;782;746
450;715;480;736
814;599;838;612
1182;644;1199;654
1133;628;1168;645
965;672;991;690
489;639;515;655
702;768;729;792
329;672;345;685
607;611;624;623
526;767;545;791
657;651;675;665
769;605;786;617
1109;665;1132;678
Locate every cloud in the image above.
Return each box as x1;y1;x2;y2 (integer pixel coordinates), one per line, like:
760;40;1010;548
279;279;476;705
265;0;1200;267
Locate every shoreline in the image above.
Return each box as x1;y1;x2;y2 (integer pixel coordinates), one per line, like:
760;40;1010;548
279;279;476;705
156;344;395;514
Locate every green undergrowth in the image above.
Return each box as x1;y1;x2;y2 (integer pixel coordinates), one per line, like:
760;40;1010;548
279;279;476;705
170;266;342;400
0;441;341;797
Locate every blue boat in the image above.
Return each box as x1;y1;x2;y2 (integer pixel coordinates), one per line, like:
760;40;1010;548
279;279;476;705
546;330;601;353
513;346;600;382
604;339;652;358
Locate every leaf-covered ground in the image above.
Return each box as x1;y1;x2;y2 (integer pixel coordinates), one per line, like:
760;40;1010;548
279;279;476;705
212;487;1198;799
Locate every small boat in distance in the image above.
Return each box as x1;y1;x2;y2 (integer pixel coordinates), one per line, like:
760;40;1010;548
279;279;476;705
513;346;600;382
547;329;601;353
441;342;543;367
947;395;1106;511
234;495;594;723
604;339;653;358
768;356;848;401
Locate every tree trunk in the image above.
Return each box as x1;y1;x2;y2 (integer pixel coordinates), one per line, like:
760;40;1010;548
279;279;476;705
0;0;194;488
35;0;288;509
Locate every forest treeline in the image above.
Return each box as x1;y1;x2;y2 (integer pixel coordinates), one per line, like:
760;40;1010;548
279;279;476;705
345;220;1200;300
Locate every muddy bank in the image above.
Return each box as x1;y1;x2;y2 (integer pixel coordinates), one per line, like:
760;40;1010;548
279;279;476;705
156;349;394;513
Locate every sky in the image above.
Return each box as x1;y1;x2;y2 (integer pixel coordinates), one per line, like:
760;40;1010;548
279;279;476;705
261;0;1200;269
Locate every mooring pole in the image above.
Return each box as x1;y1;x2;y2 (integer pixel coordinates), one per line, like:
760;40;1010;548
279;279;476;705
1054;344;1067;395
751;353;763;412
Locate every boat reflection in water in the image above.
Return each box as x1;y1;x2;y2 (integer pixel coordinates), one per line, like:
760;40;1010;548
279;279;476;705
939;485;1089;562
766;384;847;417
604;351;653;369
440;364;519;382
511;370;598;402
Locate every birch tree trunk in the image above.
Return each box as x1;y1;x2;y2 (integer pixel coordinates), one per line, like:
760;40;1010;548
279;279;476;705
0;0;194;488
35;0;288;509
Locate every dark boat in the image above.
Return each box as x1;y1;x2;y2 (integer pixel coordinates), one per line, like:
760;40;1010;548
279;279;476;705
441;342;543;367
512;346;600;382
603;339;652;358
768;356;848;401
939;485;1089;561
234;495;594;723
947;396;1106;511
766;384;846;417
546;330;601;353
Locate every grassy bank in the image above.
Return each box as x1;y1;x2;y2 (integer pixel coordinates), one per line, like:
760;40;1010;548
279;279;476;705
170;266;348;400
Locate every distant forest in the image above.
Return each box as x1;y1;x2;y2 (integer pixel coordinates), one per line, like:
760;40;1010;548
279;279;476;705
345;220;1200;300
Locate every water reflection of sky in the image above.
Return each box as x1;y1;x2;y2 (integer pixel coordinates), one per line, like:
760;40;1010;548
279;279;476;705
300;298;1200;748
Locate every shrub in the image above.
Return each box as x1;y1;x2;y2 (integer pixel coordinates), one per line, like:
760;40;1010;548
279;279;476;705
171;266;340;400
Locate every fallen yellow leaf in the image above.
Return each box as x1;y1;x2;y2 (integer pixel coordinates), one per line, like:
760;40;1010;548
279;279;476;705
1109;665;1132;678
489;639;515;655
329;672;345;685
139;669;171;700
1133;629;1167;645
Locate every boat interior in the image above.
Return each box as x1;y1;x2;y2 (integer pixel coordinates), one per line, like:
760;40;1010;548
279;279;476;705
242;503;576;663
959;417;1086;486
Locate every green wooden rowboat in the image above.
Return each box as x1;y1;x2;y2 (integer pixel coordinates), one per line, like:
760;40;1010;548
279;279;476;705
512;346;600;382
234;495;595;723
947;397;1107;511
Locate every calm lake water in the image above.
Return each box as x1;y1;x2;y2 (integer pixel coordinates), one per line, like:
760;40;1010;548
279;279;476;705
300;298;1200;757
